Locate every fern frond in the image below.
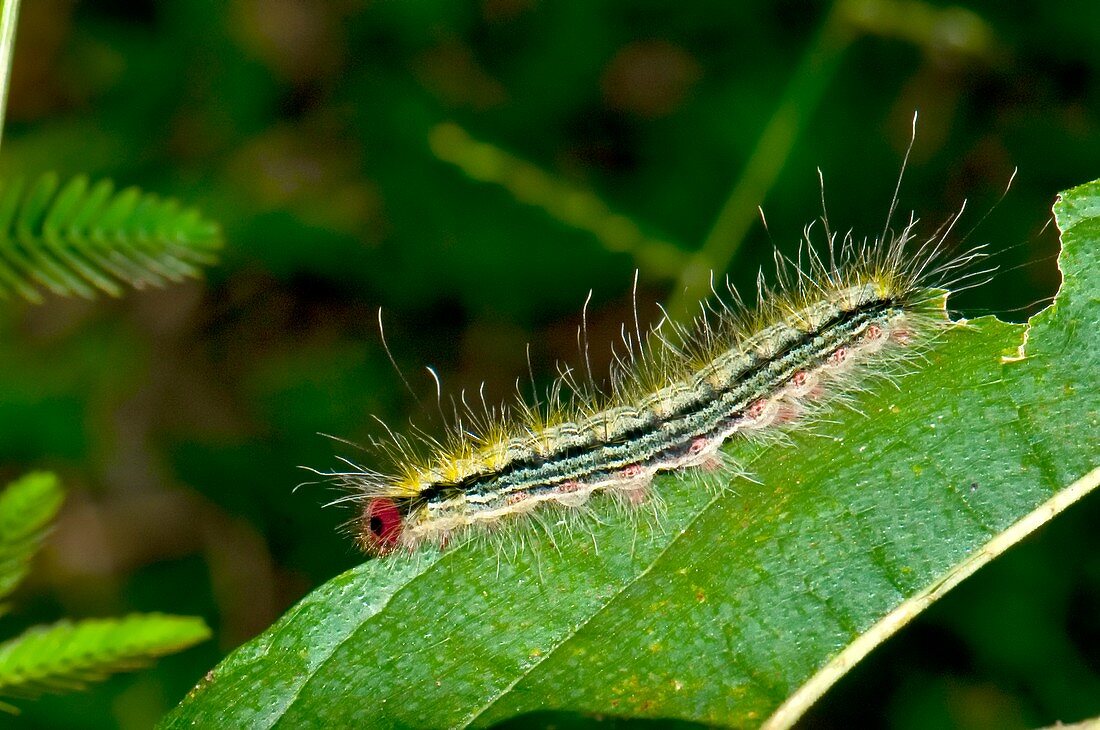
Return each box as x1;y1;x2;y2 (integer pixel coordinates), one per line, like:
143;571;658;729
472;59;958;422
0;615;210;701
0;472;63;603
0;173;223;303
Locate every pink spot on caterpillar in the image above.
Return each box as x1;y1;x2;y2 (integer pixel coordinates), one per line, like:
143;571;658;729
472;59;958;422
362;498;403;555
864;324;884;341
789;369;821;398
620;464;644;479
891;327;912;345
508;494;542;514
828;347;847;365
688;437;709;455
741;398;778;430
551;480;589;508
775;402;800;424
556;487;593;508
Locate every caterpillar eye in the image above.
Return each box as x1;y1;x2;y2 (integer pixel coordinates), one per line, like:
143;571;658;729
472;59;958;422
362;498;403;554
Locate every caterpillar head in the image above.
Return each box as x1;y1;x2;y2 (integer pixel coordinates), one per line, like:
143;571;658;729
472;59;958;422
359;498;404;555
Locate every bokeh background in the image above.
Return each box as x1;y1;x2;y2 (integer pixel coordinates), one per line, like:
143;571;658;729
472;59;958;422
1;0;1098;728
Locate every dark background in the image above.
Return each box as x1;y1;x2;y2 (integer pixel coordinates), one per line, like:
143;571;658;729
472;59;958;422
0;1;1097;728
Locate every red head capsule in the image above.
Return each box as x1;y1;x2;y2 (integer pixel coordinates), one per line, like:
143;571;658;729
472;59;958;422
361;498;403;555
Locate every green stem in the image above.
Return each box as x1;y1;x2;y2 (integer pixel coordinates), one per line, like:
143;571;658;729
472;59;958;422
0;0;21;154
665;0;855;321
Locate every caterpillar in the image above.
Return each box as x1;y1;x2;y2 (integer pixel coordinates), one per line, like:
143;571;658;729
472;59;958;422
320;204;986;558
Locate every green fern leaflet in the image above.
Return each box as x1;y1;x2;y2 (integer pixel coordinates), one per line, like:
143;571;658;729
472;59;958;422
0;472;63;605
0;173;223;303
0;615;211;702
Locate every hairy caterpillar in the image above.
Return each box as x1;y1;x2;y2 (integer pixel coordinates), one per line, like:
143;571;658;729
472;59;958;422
320;205;986;557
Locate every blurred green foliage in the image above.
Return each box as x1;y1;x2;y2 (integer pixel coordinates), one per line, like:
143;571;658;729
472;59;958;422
0;0;1096;727
0;472;208;715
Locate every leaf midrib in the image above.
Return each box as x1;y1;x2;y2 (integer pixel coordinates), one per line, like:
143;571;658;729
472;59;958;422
265;553;442;728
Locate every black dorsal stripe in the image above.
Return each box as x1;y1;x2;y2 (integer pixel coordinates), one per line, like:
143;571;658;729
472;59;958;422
413;297;897;507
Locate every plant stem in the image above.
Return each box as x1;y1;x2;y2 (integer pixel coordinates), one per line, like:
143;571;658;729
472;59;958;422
664;0;854;321
0;0;22;154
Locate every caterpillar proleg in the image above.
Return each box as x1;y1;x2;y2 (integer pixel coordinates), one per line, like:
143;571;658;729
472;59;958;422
322;208;987;557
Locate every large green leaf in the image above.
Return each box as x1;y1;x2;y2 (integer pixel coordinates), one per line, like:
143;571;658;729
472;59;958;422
163;179;1099;729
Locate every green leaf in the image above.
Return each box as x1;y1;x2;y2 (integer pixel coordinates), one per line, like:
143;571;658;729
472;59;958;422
0;614;211;702
0;173;223;303
164;179;1100;729
0;472;63;603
